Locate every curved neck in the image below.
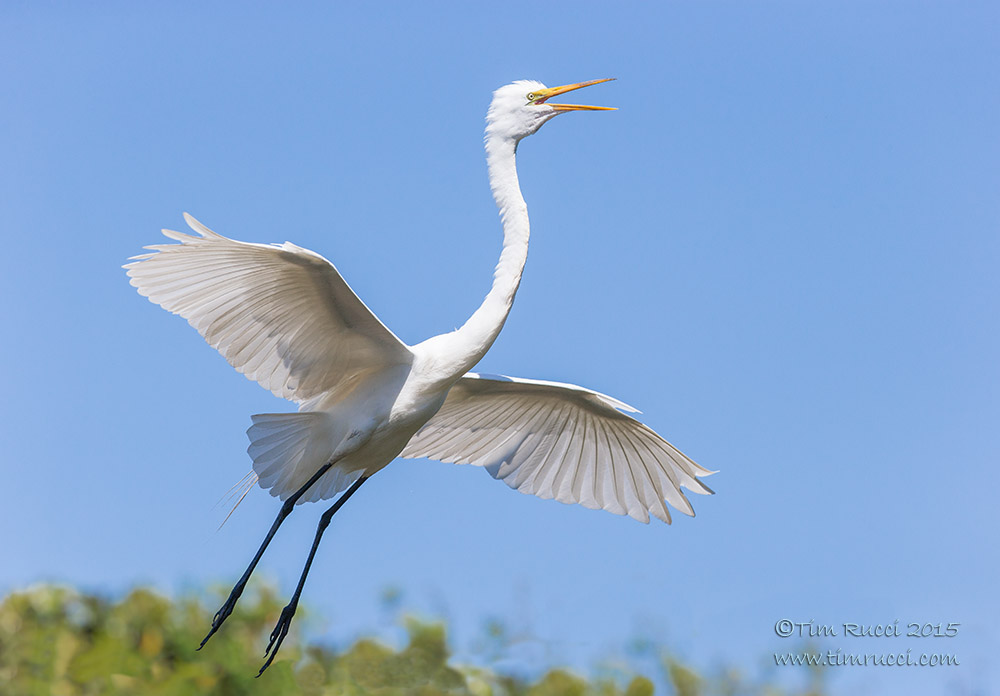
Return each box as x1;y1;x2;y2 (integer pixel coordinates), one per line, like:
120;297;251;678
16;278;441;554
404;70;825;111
447;134;528;375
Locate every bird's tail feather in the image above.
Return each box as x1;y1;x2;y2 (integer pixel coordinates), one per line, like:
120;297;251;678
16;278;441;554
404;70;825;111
247;412;358;504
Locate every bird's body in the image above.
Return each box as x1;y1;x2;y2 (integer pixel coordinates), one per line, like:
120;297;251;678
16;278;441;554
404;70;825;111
126;78;713;672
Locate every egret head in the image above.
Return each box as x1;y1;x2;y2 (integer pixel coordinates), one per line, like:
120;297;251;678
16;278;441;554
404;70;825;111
486;78;616;143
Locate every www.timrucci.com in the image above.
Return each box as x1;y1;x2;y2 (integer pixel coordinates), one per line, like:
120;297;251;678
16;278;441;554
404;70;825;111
773;620;960;668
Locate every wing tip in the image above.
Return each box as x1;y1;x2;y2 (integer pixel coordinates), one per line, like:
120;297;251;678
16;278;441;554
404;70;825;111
182;212;223;239
695;480;716;495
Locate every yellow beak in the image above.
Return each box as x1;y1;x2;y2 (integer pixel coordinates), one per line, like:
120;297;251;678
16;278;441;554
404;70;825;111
533;78;617;111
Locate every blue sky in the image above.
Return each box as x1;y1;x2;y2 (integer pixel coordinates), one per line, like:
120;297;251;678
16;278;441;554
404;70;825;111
1;2;997;693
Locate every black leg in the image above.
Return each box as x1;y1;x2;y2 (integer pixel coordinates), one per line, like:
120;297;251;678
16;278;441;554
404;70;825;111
257;475;369;676
199;461;337;649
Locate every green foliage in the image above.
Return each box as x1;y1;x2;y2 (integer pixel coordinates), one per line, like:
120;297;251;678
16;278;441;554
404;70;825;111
667;659;702;696
0;585;827;695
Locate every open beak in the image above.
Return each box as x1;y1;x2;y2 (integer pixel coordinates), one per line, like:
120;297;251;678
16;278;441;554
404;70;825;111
533;78;616;111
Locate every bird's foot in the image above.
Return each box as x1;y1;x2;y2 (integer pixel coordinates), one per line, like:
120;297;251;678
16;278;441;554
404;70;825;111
199;585;244;650
257;600;299;677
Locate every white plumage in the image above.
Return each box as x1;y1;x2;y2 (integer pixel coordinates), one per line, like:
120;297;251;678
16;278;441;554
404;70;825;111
128;214;412;404
126;78;714;671
402;373;711;524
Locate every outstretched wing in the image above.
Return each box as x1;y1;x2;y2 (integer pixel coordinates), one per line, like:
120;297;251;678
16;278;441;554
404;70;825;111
125;214;413;403
401;373;714;524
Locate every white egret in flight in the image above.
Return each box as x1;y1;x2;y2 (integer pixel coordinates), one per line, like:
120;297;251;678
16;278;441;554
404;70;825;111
126;78;713;674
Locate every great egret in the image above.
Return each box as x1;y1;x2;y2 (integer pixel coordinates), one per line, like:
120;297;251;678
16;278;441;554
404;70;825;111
126;78;714;674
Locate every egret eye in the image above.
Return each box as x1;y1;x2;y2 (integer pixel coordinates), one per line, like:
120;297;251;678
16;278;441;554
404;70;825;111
526;93;536;102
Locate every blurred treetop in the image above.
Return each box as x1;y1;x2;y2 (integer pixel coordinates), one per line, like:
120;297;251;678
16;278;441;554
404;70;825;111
0;584;826;695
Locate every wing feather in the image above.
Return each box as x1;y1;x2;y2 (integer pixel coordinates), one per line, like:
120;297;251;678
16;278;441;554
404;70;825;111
401;373;714;524
545;408;583;501
126;214;412;402
529;403;575;500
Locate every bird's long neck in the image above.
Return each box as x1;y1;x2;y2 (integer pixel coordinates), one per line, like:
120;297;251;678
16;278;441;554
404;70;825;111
446;134;528;376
